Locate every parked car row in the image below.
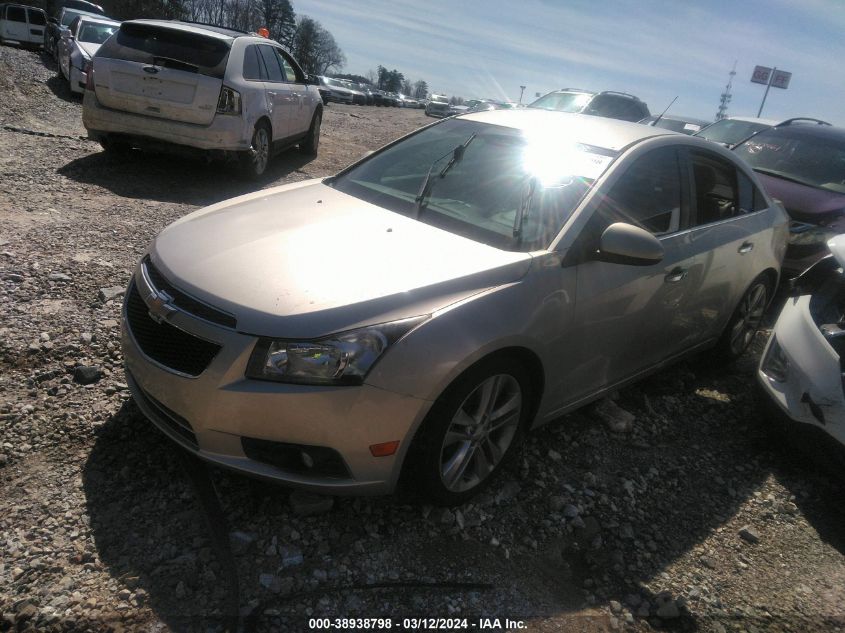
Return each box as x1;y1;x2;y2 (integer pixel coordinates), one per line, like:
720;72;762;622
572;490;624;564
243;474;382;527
310;75;425;108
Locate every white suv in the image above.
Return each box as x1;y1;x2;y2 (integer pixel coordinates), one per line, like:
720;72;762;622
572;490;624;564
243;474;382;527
83;20;323;178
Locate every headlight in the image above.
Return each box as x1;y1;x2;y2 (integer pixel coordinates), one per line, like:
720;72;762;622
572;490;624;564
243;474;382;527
246;316;428;385
761;336;789;382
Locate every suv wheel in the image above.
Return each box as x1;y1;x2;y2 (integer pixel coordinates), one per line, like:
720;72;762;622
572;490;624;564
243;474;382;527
299;111;321;156
99;137;131;155
241;122;271;179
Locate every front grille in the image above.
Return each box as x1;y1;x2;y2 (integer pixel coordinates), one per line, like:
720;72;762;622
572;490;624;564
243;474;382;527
125;282;221;376
143;257;236;329
128;370;198;449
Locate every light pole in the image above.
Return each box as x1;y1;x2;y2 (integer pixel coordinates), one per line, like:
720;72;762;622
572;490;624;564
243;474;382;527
519;85;526;105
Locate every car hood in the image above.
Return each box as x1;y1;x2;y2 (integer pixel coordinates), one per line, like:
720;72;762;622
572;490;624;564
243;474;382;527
755;172;845;218
77;41;101;58
150;180;533;337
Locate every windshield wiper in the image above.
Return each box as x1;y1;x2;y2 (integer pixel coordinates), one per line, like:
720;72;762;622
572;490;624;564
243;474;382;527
413;133;477;219
513;177;537;243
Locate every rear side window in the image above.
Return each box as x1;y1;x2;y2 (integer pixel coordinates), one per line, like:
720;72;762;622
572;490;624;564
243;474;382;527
28;9;46;25
738;171;768;212
97;23;232;79
257;44;284;82
242;44;266;81
6;6;27;22
690;152;739;225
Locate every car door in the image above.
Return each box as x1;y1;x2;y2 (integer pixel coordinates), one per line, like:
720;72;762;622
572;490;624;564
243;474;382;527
550;145;702;405
679;148;773;341
2;5;29;43
256;44;293;143
26;8;45;46
274;48;312;135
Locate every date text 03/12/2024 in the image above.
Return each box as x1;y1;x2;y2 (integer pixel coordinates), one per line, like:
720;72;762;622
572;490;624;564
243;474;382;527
308;617;527;630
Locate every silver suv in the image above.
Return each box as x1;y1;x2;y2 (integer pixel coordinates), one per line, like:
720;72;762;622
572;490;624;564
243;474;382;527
83;20;323;178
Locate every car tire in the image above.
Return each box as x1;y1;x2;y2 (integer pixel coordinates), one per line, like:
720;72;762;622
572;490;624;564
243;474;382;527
403;357;533;506
711;275;771;363
240;122;271;180
99;137;131;155
298;111;321;157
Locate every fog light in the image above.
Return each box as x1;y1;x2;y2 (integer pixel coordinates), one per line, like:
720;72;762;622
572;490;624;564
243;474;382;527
369;441;400;457
762;336;789;382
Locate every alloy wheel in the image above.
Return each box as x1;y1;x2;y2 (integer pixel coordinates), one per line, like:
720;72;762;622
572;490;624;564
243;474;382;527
252;127;269;175
439;374;522;493
729;282;767;356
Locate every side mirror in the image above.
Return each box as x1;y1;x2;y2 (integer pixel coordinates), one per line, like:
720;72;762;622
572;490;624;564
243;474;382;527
598;222;664;265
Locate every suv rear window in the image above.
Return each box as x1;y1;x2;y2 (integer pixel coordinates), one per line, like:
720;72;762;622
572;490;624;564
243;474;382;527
97;23;231;79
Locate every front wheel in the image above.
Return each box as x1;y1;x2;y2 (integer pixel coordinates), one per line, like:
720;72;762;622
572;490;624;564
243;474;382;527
712;276;771;363
404;358;532;506
298;111;321;156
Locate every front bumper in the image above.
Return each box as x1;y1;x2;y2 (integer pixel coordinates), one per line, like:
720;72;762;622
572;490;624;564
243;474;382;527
121;262;432;494
757;295;845;448
83;90;251;152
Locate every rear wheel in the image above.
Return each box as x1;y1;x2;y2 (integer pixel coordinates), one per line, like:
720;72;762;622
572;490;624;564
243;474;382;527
299;111;321;156
711;275;771;363
240;122;271;179
404;357;532;506
99;136;131;155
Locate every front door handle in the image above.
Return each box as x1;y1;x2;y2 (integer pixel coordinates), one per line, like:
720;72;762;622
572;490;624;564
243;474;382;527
665;267;688;283
738;241;754;254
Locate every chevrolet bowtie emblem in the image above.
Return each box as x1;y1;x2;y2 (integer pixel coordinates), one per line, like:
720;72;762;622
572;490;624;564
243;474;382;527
145;289;177;324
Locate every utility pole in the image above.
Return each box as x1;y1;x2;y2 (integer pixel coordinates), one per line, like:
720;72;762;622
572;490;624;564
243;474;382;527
519;85;526;105
716;61;736;120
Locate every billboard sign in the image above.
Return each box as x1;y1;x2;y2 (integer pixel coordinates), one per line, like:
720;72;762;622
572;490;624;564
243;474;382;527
771;70;792;89
751;66;771;85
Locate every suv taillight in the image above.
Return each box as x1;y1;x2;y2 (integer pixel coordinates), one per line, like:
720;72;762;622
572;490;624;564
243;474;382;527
217;86;241;115
84;61;94;91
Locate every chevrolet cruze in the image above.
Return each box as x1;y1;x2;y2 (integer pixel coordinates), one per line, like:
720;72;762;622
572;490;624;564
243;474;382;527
123;110;788;505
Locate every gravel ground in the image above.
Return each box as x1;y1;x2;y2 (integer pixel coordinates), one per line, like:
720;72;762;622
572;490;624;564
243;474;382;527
2;44;845;633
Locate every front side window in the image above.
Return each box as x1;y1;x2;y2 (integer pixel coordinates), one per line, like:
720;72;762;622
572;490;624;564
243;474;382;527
275;48;300;83
328;119;614;251
594;147;682;235
61;10;82;27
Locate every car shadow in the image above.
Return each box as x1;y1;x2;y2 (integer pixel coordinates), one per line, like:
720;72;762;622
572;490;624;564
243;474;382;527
58;149;315;206
45;73;78;103
81;355;845;631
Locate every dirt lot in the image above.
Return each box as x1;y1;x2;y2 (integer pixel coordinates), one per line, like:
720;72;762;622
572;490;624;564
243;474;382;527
2;44;845;633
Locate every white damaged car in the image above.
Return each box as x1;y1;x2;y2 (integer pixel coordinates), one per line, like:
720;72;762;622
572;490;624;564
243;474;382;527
758;235;845;462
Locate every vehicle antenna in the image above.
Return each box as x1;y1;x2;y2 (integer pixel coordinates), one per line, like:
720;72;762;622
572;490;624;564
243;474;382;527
651;96;677;127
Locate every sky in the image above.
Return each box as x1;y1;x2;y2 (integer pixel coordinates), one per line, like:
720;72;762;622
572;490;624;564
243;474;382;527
293;0;845;126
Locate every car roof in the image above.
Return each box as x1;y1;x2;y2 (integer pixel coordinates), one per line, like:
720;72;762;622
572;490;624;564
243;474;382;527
121;19;248;40
644;114;710;125
61;8;102;18
2;3;46;10
460;109;677;151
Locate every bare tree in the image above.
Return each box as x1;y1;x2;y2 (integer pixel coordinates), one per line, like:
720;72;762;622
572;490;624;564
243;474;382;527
292;16;345;74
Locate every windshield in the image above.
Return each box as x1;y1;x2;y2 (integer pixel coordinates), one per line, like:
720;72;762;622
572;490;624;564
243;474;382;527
328;118;614;251
61;10;85;26
695;119;770;145
529;91;592;112
79;22;116;43
734;129;845;193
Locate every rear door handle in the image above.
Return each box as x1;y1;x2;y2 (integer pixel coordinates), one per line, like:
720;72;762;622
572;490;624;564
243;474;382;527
738;241;754;254
267;91;277;97
665;267;688;283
